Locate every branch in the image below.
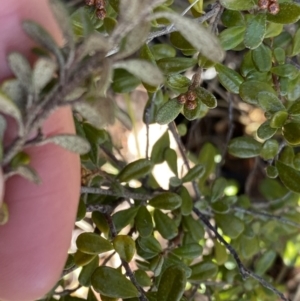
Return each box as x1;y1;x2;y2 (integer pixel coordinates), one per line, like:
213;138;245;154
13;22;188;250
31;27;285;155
233;206;300;229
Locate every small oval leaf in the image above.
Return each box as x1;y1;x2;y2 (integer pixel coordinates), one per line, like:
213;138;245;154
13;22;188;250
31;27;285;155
149;192;182;210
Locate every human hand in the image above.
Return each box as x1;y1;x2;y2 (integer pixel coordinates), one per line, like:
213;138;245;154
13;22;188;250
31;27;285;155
0;1;80;300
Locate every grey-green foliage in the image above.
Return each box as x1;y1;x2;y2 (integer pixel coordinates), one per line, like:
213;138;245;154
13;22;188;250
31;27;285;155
3;0;300;301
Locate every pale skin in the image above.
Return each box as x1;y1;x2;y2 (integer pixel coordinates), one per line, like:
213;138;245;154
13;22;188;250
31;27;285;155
0;1;81;301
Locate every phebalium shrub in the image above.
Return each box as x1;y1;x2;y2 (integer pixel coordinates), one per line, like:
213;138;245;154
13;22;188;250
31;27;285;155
1;0;300;300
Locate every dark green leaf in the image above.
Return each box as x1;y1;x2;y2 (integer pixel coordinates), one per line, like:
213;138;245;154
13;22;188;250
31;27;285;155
244;14;266;49
135;206;153;238
215;214;244;239
189;261;218;282
276;160;300;193
195;87;217;108
151;131;170;164
134;270;152;287
182;164;205;183
149;192;182;210
221;10;245;27
172;243;203;259
183;99;208;121
76;233;113;255
117;159;153;182
254;250;277;276
252;43;272;72
228;136;262;158
282;123;300;146
112;69;141;93
151;43;176;60
74;250;96;266
182;216;205;242
170;31;195;51
155;98;183;125
257;91;285;112
113;235;136;262
166;74;190;93
91;266;139;298
271;64;298;79
138;236;162;254
260;139;279;160
112;207;139;233
157;57;197;75
219;0;255;11
79;256;99;287
179;186;193;216
153;209;178;240
157;266;186;301
270;111;288;128
219;26;245;50
164;148;178;176
215;63;244;94
267;3;300;24
211;177;227;203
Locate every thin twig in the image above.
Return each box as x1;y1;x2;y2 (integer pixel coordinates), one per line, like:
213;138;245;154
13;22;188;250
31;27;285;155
54;285;81;297
233;207;300;229
81;186;153;201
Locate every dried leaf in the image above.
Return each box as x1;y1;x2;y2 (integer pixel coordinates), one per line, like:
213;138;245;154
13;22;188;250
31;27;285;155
0;91;24;136
114;59;164;86
33;58;57;94
42;134;91;154
152;12;224;62
7;52;32;91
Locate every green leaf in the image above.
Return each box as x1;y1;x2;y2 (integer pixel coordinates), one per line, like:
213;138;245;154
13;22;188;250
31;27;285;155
166;74;191;93
112;207;139;233
179;186;193;216
117;159;153;182
76;198;86;222
134;270;152;287
76;233;113;255
221;10;245;27
149;192;182;210
170;31;195;51
265;22;283;38
215;214;244;239
214;240;228;265
195;87;217;109
172;243;203;259
276;161;300;193
83;123;108;145
151;44;176;60
41;134;90;155
254;250;277;276
252;43;272;72
74;250;96;267
189;261;218;282
150;255;164;276
270;111;288;128
260;139;279;160
211;177;227;203
198;143;217;183
155;98;183;125
267;2;300;24
157;57;197;75
138;236;162;254
183;99;208;121
153;209;178;240
266;165;278;178
292;27;300;56
113;235;136;262
91;267;139;298
219;0;255;11
273;47;285;65
244;14;266;49
181;164;205;183
92;212;110;237
135;206;153;238
219;26;245;50
228;136;262;158
164;148;178;176
215;63;244;94
279;145;294;166
157;266;186;301
257;91;285;112
112;69;141;93
182;216;205;242
282;123;300;145
154;13;224;62
79;256;99;287
239;80;276;105
114;59;164;86
151;131;170;164
271;64;298;79
288;100;300;115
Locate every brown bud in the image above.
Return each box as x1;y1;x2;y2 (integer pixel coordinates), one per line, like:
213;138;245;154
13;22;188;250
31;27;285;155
95;0;106;9
268;2;280;14
185;100;197;110
85;0;95;5
186;90;197;101
96;8;106;19
177;93;187;104
258;0;269;9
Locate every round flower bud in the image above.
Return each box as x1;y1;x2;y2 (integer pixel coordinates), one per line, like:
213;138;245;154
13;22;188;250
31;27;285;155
96;8;106;19
186;90;197;101
177;93;187;104
185;99;197;110
85;0;95;5
258;0;269;9
268;2;280;15
95;0;106;9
